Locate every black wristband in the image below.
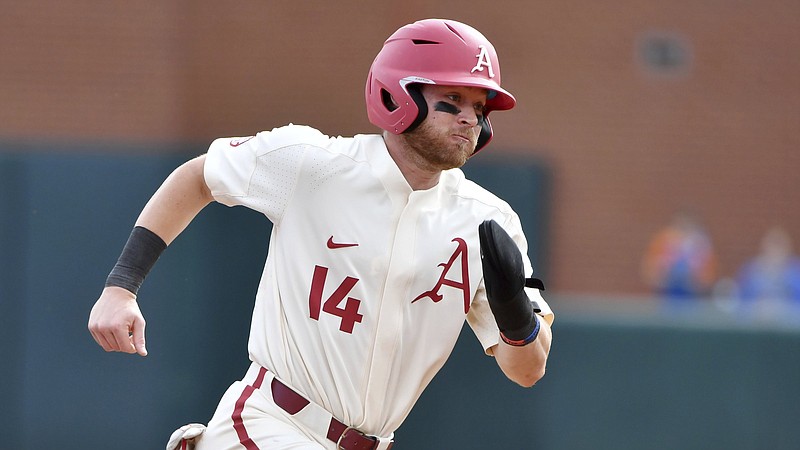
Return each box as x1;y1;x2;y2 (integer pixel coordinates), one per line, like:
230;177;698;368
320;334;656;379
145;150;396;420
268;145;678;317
105;226;167;296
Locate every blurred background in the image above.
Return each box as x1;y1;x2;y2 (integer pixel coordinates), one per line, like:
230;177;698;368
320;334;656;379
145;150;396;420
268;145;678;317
1;1;798;449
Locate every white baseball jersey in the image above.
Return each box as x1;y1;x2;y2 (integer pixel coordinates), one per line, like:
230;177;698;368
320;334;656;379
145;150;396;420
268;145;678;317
203;124;553;437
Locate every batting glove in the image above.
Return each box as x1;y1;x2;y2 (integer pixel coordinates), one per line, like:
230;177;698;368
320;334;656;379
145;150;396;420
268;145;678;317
478;219;544;346
166;423;206;450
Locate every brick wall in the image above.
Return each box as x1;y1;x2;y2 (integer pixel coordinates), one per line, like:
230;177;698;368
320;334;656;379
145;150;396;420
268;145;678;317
2;0;797;295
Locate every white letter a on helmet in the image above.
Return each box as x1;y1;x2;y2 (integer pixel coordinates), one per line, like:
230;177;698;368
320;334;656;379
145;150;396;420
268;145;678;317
471;45;495;78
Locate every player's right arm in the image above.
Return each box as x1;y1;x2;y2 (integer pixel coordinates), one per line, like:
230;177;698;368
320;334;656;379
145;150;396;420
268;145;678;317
88;155;213;356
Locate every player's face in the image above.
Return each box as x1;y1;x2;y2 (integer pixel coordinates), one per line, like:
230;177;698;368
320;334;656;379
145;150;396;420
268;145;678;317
401;85;488;171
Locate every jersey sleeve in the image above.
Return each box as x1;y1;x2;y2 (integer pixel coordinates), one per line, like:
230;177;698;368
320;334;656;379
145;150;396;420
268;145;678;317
203;125;329;223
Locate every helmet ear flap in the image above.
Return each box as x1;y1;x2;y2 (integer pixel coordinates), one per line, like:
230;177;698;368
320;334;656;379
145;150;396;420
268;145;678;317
404;84;428;133
474;114;493;153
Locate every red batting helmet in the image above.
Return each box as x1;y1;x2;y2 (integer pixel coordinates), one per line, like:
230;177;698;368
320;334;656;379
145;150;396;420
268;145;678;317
365;18;516;153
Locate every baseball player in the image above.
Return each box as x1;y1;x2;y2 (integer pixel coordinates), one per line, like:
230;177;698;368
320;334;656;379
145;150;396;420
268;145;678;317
88;18;554;450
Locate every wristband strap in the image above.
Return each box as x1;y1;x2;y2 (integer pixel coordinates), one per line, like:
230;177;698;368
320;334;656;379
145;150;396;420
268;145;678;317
105;226;167;295
500;314;541;347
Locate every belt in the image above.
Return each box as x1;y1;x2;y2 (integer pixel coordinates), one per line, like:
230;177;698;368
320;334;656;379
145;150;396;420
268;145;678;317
245;363;393;450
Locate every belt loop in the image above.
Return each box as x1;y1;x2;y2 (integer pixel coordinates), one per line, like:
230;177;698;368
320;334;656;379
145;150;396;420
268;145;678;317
375;436;394;450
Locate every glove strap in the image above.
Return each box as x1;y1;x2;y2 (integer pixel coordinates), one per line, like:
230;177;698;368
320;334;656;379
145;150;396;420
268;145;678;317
525;276;545;290
500;313;541;347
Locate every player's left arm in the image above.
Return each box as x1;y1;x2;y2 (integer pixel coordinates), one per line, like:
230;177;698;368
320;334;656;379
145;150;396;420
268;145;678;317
479;219;553;387
492;316;552;387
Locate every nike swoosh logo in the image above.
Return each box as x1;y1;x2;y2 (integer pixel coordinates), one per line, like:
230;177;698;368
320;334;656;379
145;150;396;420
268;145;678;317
327;236;358;249
229;136;255;147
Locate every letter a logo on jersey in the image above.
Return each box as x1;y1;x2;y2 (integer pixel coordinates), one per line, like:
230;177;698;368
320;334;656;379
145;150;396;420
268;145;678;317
471;45;495;78
412;238;471;314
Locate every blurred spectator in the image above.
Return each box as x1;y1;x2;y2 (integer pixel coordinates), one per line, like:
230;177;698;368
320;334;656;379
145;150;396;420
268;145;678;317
737;226;800;305
641;212;718;299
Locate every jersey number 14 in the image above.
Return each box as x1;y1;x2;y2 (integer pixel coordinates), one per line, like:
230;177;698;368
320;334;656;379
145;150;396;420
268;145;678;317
308;265;364;334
